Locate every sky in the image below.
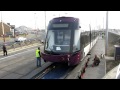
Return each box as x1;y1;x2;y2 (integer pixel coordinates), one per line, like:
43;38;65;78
1;11;120;30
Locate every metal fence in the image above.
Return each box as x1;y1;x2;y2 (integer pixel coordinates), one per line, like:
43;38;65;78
0;38;43;52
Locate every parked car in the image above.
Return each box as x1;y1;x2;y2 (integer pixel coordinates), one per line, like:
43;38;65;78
41;39;44;43
15;37;27;42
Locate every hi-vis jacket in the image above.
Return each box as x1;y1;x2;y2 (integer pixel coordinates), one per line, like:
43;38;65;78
36;49;41;57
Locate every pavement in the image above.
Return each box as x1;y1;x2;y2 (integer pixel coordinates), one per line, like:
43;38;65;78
82;36;119;79
82;37;106;79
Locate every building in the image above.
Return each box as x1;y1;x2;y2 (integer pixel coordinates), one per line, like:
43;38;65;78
0;22;14;36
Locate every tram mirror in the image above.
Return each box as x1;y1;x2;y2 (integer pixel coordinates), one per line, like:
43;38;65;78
42;41;45;44
87;53;91;55
79;26;81;28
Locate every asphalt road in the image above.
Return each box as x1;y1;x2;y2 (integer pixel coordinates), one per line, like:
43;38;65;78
0;44;45;79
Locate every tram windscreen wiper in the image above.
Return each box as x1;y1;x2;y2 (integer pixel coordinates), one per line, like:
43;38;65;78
49;47;56;54
48;47;61;55
72;50;80;55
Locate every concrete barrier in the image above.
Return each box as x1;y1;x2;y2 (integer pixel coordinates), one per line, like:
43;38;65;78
102;65;118;79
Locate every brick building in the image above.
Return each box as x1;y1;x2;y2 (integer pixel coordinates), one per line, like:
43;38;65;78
0;22;11;36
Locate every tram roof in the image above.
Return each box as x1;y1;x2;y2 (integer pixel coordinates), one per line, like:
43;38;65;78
51;16;79;23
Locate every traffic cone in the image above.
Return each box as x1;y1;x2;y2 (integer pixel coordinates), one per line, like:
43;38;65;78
81;73;84;79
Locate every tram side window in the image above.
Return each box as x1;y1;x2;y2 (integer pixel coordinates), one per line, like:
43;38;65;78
80;33;84;49
91;31;96;41
73;30;80;52
83;31;90;47
95;32;98;38
87;31;90;46
94;32;97;39
94;32;96;38
91;32;94;42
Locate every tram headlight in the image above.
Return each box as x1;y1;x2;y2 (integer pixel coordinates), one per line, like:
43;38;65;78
62;57;65;61
68;55;70;57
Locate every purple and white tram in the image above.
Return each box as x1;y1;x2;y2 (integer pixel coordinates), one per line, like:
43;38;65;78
41;16;98;66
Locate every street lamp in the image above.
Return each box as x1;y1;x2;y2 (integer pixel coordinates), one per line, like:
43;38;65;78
34;12;36;30
44;11;46;33
64;12;68;16
34;12;37;37
105;11;109;55
89;24;91;49
53;14;56;17
1;11;5;43
103;17;104;30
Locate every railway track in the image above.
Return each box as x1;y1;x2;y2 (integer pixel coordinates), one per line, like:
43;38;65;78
32;63;55;79
32;63;75;79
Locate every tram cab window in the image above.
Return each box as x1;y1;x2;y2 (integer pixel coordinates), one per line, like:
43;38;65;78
55;30;71;45
54;30;71;52
45;30;71;53
45;30;54;51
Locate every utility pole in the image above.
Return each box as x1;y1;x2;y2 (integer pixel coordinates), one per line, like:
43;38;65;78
34;12;37;37
64;12;67;16
1;11;5;43
12;25;15;41
13;28;15;41
44;11;46;33
89;24;91;49
103;18;104;30
105;11;109;55
34;12;36;30
59;12;60;17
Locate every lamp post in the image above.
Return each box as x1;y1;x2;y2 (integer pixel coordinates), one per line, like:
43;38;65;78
53;14;56;17
1;11;5;43
89;24;91;49
59;11;60;17
64;12;68;16
44;11;46;33
105;11;109;55
34;12;36;30
103;18;104;30
34;12;37;37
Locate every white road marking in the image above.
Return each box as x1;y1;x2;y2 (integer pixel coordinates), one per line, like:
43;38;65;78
0;46;43;61
0;48;35;61
0;45;44;61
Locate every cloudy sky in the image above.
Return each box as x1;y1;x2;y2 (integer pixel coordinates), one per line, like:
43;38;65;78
0;11;120;29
